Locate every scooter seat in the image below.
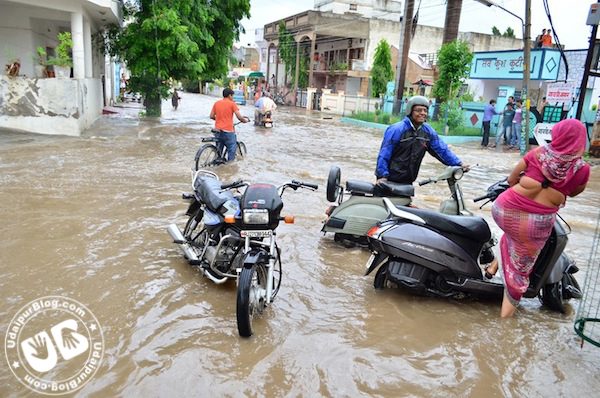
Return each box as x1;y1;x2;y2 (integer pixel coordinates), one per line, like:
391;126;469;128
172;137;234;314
346;180;414;197
378;181;415;197
194;177;230;212
346;180;375;194
399;207;491;242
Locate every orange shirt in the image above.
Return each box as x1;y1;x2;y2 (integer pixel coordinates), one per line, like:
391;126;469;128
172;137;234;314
211;98;239;132
541;34;552;47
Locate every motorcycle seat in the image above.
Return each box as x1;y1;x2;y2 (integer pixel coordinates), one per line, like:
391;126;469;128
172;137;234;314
399;207;491;242
345;180;414;197
194;177;230;212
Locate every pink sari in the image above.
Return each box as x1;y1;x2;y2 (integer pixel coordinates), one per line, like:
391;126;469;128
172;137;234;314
491;189;557;306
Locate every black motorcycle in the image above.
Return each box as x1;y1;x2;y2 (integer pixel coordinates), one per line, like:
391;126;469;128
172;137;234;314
167;170;318;336
365;178;582;313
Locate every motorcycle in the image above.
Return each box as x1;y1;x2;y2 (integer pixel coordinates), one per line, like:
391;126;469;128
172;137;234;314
255;110;273;128
322;165;472;247
167;169;318;337
364;175;582;313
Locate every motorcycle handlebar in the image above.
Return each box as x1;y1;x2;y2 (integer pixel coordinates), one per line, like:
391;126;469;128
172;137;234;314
473;193;491;202
291;180;319;190
418;178;432;186
221;179;245;190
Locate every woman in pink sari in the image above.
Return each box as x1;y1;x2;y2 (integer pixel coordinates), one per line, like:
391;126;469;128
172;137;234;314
487;119;591;317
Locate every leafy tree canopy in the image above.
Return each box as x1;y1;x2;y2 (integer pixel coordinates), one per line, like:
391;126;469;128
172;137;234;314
503;27;515;38
432;39;473;103
371;39;394;98
102;0;250;116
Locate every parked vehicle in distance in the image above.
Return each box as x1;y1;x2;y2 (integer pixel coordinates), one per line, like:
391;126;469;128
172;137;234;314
233;89;246;105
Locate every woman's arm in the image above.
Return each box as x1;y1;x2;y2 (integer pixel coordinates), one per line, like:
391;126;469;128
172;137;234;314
569;183;587;197
507;159;527;186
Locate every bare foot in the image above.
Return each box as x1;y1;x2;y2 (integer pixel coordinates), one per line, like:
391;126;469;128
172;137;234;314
485;258;499;279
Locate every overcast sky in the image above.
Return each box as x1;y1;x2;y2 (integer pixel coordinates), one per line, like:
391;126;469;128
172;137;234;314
236;0;596;50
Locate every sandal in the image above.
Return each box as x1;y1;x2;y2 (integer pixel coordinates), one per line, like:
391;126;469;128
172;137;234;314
484;258;499;279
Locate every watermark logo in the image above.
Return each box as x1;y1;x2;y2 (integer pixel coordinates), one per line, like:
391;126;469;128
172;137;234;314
4;296;104;395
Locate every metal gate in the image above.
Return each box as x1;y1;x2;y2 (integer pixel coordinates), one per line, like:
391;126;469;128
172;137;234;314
295;89;307;108
312;91;322;110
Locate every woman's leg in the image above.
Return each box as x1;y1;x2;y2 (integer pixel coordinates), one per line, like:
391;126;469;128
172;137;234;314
501;294;517;317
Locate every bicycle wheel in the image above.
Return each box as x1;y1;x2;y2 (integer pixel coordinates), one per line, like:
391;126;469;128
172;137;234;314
195;144;219;170
236;141;247;159
236;262;268;337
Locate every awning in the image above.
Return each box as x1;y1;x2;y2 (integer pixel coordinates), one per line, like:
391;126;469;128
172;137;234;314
248;71;264;78
412;79;433;86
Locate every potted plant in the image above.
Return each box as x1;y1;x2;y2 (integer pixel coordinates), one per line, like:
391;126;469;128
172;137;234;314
47;32;73;78
34;46;47;78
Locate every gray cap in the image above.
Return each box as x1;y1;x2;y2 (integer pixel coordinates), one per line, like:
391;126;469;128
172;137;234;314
405;95;430;116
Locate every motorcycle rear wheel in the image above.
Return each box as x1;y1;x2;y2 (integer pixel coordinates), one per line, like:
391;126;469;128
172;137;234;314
237;263;268;337
374;263;388;289
540;278;566;313
195;144;219;170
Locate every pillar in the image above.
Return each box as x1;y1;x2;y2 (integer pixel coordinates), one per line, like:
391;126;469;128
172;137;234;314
293;39;300;103
83;18;93;78
309;35;316;88
71;12;84;79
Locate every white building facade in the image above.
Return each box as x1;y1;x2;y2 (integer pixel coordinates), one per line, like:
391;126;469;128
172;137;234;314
0;0;122;136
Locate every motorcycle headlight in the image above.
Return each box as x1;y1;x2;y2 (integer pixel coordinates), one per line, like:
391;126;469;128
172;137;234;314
452;167;464;180
243;209;269;224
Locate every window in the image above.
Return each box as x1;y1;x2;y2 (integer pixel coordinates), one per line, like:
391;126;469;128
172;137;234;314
349;4;357;11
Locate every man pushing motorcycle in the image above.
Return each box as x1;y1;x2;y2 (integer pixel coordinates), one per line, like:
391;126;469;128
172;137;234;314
375;96;469;185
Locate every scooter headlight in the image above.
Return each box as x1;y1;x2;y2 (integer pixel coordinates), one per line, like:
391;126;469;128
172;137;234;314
243;209;269;224
452;167;464;180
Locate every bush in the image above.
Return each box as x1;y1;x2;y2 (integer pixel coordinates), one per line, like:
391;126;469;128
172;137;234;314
381;114;391;124
441;102;463;130
181;79;200;93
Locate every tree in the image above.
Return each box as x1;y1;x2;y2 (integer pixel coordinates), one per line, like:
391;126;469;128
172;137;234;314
433;40;473;103
371;39;394;98
101;0;250;116
278;23;297;86
503;27;516;38
492;26;502;36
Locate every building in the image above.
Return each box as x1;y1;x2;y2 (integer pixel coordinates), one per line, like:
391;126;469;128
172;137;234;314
260;3;527;103
0;0;122;136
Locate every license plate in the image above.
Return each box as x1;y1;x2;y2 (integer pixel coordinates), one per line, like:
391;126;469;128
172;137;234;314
240;230;272;238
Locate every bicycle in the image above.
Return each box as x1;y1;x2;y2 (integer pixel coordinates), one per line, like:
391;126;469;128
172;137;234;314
194;127;247;170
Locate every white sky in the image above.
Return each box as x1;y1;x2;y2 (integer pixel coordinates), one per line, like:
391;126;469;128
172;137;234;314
236;0;597;50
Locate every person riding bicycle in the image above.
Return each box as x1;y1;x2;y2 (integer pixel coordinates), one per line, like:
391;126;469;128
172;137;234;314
375;95;468;185
209;88;249;162
254;92;277;125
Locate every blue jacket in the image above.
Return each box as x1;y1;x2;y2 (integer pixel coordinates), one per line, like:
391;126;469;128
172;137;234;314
375;116;462;183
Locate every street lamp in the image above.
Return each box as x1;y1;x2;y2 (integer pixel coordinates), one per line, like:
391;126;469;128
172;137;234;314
475;0;531;154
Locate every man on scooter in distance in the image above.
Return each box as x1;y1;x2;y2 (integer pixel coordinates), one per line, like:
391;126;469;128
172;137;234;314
210;88;250;162
375;96;468;186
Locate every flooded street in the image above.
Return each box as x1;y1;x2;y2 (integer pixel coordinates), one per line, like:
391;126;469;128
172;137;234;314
1;93;599;397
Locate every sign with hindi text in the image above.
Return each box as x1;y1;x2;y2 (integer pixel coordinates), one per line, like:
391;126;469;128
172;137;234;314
470;49;561;81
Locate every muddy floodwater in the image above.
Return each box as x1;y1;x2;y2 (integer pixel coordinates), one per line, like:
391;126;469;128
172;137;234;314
1;94;599;397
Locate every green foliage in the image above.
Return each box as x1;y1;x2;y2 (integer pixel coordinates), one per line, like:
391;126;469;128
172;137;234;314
35;47;46;65
371;39;394;98
503;27;515;38
47;32;73;67
381;113;391;124
432;40;473;103
101;0;250;116
440;101;463;130
278;22;297;83
349;111;402;125
298;54;309;89
181;78;200;92
492;26;501;36
430;120;481;136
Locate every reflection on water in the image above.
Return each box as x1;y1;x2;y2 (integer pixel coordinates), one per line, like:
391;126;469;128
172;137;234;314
0;94;598;396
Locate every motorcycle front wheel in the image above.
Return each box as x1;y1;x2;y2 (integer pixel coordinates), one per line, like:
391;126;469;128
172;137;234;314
236;263;268;337
195;144;219;170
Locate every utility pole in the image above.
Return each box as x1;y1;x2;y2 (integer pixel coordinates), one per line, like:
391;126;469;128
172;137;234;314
575;1;600;120
522;0;531;154
393;0;414;114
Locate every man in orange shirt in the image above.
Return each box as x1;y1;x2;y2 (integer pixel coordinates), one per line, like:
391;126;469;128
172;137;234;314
209;88;249;161
541;29;552;47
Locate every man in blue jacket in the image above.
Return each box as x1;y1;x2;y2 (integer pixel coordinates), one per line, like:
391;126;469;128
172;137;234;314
375;96;467;184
